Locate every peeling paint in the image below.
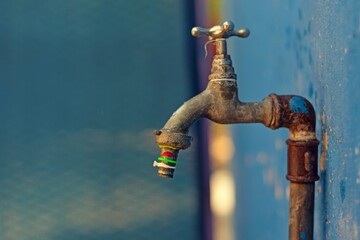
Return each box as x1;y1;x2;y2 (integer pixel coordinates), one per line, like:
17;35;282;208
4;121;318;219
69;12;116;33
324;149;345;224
300;231;307;240
289;96;310;114
320;112;328;172
320;131;328;172
338;214;359;240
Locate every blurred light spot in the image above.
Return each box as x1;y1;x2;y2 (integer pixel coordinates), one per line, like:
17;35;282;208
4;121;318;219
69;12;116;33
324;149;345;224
256;151;269;165
286;186;290;200
263;168;275;186
354;147;359;156
210;134;234;165
274;184;284;200
354;221;359;240
210;170;235;217
275;138;284;151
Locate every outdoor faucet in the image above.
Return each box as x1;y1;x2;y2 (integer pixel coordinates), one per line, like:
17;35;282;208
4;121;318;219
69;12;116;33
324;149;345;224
153;20;318;178
153;21;320;240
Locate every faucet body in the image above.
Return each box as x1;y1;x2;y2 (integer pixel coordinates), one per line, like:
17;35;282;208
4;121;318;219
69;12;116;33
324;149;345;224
153;22;319;240
154;40;318;181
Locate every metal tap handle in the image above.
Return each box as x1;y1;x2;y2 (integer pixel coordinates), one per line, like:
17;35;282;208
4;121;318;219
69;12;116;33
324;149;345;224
191;21;250;40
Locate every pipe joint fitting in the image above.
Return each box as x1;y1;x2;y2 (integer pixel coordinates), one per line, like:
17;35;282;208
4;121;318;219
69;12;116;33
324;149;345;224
266;94;281;129
286;139;320;183
153;130;192;178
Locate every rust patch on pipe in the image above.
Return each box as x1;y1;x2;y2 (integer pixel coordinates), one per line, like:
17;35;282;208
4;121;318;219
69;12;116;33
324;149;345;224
286;139;319;183
276;95;316;134
320;112;328;172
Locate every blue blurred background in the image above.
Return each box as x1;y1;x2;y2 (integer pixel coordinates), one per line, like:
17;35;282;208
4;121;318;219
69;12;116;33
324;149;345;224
0;1;202;239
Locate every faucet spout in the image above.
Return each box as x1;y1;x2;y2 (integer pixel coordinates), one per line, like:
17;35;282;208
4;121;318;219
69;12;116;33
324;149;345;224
153;77;277;178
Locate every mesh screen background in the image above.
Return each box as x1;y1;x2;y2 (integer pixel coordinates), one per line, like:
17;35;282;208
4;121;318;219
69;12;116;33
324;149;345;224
0;1;201;239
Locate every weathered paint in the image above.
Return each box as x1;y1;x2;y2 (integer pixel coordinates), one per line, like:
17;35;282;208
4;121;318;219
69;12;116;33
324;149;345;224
290;96;310;114
300;231;307;240
227;0;360;239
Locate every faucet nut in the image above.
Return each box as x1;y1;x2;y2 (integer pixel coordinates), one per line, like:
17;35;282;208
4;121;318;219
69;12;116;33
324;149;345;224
154;148;179;178
155;130;192;150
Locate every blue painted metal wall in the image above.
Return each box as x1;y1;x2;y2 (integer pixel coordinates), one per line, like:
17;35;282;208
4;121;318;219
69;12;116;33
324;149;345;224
227;1;360;239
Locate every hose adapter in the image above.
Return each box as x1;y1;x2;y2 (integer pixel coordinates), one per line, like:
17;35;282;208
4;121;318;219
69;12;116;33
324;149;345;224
153;130;192;178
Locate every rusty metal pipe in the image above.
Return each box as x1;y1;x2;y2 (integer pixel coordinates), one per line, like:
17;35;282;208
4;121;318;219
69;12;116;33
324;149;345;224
289;183;315;240
161;82;274;134
273;95;319;240
271;94;319;240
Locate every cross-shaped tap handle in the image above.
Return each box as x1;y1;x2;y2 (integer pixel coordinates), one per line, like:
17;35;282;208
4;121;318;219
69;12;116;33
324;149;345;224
191;21;250;40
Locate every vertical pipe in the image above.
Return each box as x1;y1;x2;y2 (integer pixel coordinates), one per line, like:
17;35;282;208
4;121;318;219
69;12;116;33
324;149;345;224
289;183;315;240
286;137;319;240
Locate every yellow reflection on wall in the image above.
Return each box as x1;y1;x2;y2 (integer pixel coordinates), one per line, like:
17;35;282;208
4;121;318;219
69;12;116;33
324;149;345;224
209;124;236;240
210;133;234;166
210;169;235;217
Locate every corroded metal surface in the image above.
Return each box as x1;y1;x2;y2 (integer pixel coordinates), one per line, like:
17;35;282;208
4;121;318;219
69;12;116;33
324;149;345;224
154;130;192;150
273;94;317;141
286;139;320;183
289;183;315;240
209;49;237;80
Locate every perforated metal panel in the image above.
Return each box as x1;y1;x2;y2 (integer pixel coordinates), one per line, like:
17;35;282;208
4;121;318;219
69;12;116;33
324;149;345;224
0;1;201;239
